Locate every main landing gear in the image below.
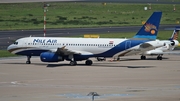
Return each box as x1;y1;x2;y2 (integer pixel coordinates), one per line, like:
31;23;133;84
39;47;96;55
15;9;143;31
70;61;77;66
69;60;93;66
68;55;93;66
26;56;31;64
157;55;162;60
85;60;93;65
141;55;146;60
140;55;163;60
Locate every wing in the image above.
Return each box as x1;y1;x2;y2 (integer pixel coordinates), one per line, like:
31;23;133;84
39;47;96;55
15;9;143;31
142;49;163;55
50;46;93;56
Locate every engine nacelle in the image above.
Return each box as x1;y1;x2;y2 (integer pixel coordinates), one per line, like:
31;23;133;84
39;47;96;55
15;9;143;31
171;40;175;46
40;52;64;62
170;40;179;46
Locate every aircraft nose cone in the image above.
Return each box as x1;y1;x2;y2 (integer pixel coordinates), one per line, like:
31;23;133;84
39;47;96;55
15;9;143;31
7;44;15;53
7;45;12;52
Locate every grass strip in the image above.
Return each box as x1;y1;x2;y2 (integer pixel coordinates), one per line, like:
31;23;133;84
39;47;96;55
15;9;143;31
0;2;180;30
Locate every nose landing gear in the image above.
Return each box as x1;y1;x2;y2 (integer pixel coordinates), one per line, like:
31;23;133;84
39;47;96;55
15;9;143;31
26;56;31;64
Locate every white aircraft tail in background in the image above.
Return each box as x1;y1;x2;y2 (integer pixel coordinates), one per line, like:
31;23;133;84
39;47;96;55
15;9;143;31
140;27;180;60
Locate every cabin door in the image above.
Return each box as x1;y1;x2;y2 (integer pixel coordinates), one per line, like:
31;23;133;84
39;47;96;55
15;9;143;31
125;41;131;49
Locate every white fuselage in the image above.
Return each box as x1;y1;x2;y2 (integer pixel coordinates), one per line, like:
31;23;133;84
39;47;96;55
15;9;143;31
7;37;165;58
141;40;179;56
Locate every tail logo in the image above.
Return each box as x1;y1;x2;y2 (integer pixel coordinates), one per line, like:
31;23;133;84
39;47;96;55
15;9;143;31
173;32;178;40
144;23;157;34
151;30;156;34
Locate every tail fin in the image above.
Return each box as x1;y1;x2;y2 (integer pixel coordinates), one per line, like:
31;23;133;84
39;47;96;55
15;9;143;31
169;27;180;40
133;11;162;40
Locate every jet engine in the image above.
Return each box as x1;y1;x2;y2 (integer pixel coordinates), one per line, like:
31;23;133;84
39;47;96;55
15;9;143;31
40;52;64;62
170;40;179;46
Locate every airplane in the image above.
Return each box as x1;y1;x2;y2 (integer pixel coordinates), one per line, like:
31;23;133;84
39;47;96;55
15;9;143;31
140;27;180;60
7;11;165;66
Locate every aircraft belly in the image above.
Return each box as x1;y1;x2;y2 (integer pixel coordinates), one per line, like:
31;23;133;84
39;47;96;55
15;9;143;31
114;50;142;57
15;48;49;56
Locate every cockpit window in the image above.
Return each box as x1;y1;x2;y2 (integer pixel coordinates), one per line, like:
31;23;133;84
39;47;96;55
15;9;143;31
14;42;18;45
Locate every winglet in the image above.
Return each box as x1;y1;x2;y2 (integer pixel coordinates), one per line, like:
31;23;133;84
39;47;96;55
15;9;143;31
133;11;162;40
169;27;180;40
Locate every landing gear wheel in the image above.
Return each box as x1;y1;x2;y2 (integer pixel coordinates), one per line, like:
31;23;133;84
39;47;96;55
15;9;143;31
85;60;93;65
26;61;31;64
141;56;146;60
26;56;31;64
70;61;77;66
144;56;146;60
97;57;101;61
157;56;159;60
157;56;162;60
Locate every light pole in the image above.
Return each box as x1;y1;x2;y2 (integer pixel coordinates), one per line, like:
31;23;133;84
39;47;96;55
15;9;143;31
173;4;176;11
43;3;49;37
148;3;151;10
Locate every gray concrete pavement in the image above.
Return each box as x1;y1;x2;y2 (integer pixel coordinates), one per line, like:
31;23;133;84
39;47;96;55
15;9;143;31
0;54;180;101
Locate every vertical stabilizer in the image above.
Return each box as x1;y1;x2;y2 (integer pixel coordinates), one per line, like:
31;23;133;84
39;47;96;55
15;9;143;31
169;27;180;40
133;11;162;40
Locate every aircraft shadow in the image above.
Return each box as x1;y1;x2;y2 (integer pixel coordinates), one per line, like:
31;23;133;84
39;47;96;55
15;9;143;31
2;57;156;68
122;65;154;68
1;62;155;68
1;62;48;66
46;62;155;68
92;63;155;68
145;57;169;60
112;57;169;61
47;64;72;67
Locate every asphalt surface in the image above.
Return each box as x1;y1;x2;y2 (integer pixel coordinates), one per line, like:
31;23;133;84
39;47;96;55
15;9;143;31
0;55;180;101
0;25;178;50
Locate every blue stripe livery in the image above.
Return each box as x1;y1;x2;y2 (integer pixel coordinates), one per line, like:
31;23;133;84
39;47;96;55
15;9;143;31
95;39;148;57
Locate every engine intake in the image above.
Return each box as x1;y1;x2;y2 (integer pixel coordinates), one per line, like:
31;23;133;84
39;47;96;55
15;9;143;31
171;40;175;46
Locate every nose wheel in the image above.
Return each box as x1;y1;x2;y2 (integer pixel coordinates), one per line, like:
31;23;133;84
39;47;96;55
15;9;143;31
26;56;31;64
85;60;93;65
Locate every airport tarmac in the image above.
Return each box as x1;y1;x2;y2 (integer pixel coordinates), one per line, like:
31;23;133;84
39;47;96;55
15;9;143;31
0;55;180;101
